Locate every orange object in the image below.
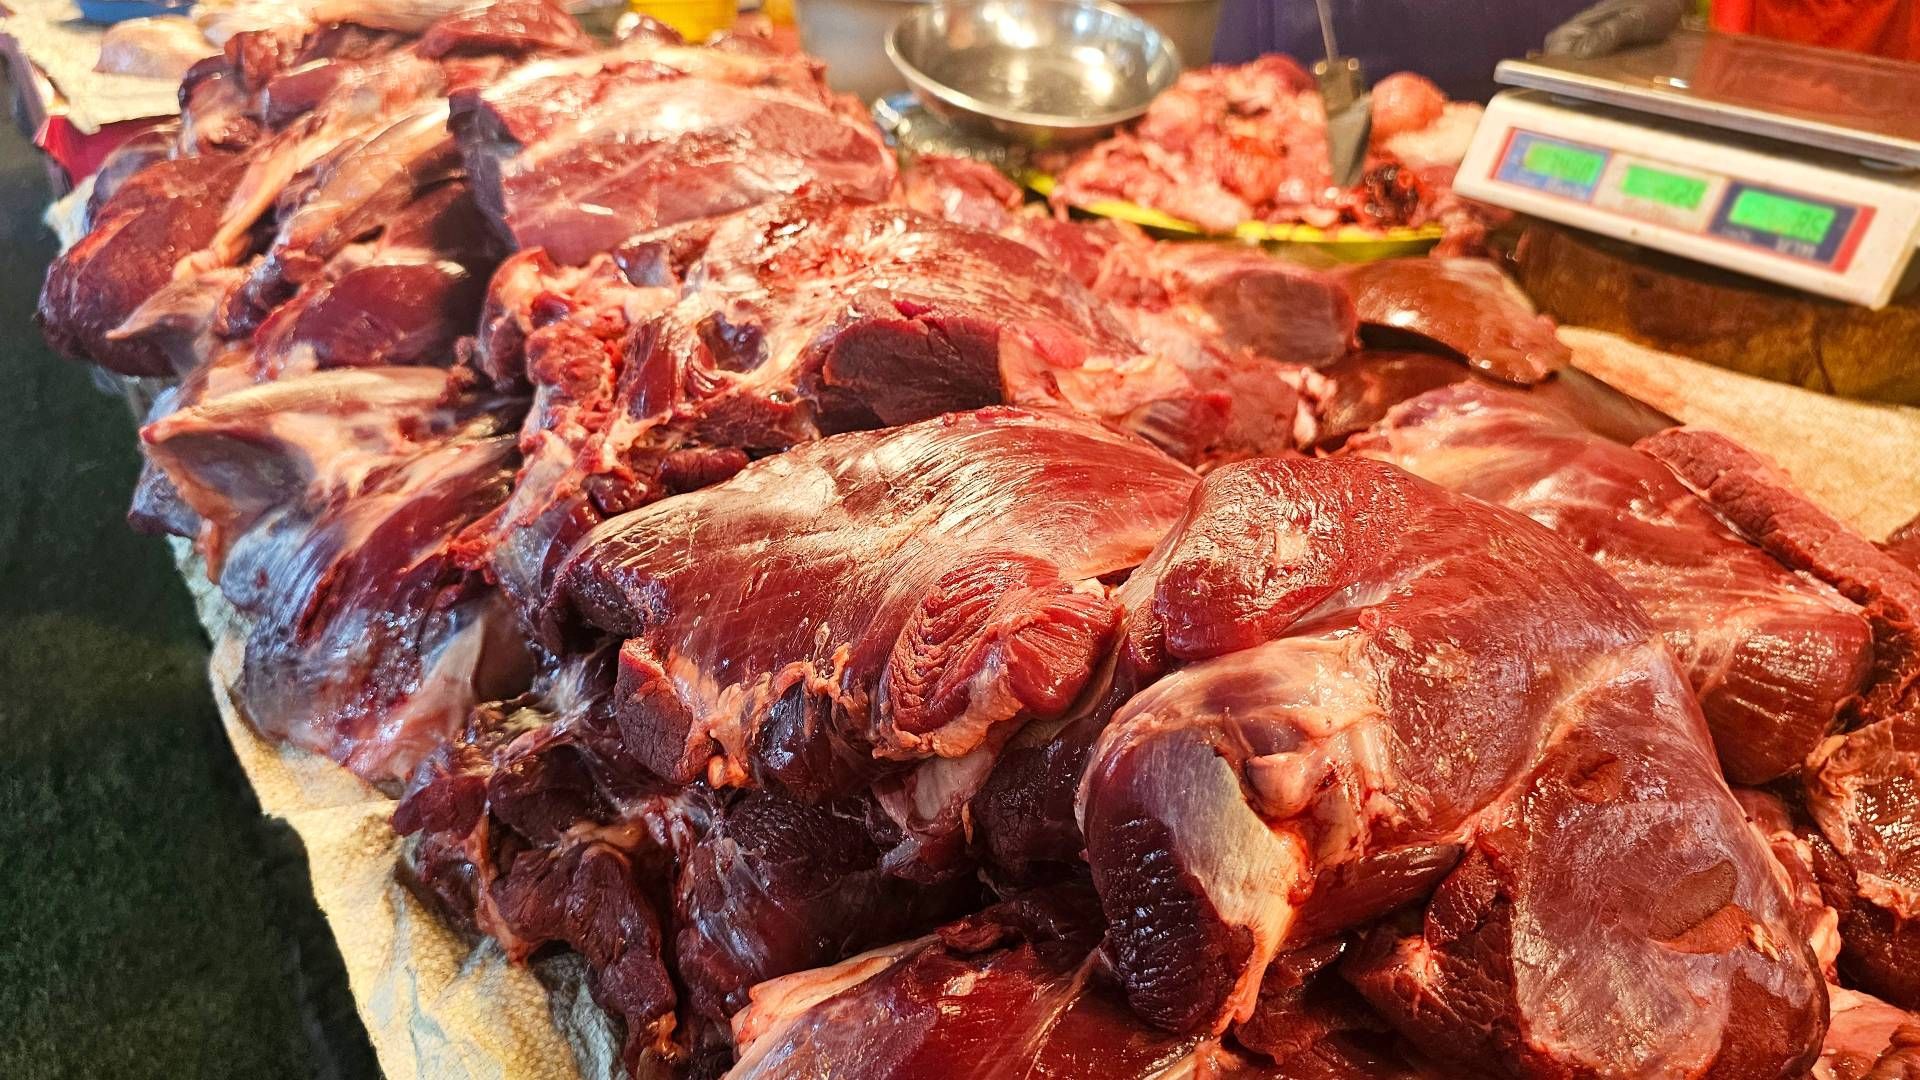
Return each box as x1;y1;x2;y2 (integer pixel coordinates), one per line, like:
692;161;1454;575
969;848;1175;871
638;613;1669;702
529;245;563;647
629;0;740;41
1720;0;1920;60
1710;0;1754;31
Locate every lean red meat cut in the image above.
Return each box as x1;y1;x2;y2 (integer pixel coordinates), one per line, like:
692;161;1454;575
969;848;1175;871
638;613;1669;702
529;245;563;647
38;152;252;377
552;408;1198;811
38;1;585;382
1339;257;1570;384
463;191;1313;629
1641;429;1920;1011
144;368;533;782
395;650;695;1068
726;888;1441;1080
1351;383;1874;784
1079;456;1826;1073
449;37;893;264
1745;789;1920;1075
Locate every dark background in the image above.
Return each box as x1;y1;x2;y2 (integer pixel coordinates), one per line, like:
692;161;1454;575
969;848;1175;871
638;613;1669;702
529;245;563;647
1211;0;1591;100
0;81;380;1079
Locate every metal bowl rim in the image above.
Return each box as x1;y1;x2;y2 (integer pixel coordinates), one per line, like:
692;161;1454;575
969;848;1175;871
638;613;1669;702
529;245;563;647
885;0;1182;131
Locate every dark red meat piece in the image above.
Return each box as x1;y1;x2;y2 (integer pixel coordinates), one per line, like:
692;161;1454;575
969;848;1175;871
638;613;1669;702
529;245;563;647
727;889;1420;1079
1338;258;1570;384
1805;708;1920;1010
1078;456;1825;1075
450;44;893;263
1637;431;1920;1012
38;152;249;377
673;790;980;1029
142;369;533;783
468;197;1272;633
396;651;700;1071
552;408;1195;839
1352;383;1873;784
1310;351;1469;445
1642;428;1920;721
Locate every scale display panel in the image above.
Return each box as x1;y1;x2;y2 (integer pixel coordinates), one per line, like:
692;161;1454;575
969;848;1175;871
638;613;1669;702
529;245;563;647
1489;128;1873;272
1456;91;1920;307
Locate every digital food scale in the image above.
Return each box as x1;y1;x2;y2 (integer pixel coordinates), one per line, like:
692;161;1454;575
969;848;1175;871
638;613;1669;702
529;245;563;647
1456;30;1920;308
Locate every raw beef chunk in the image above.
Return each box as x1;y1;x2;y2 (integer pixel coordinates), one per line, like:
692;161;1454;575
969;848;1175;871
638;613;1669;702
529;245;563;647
1352;383;1873;784
552;408;1197;807
1078;456;1825;1076
1339;257;1570;384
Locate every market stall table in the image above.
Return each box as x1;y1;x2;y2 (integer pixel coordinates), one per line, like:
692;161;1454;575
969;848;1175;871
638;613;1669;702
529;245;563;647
21;4;1920;1079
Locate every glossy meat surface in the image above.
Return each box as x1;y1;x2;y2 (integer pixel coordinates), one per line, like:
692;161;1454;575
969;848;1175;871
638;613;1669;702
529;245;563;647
630;196;1137;447
144;368;532;782
1339;258;1570;384
727;890;1400;1080
674;790;979;1028
1312;351;1674;450
1641;428;1920;1009
397;650;981;1066
1078;456;1825;1074
42;6;571;383
40;7;1901;1074
465;192;1304;636
1352;383;1872;783
395;652;698;1070
620;194;1304;469
1807;708;1920;1009
450;44;893;264
1642;428;1920;722
38;153;249;376
554;408;1197;804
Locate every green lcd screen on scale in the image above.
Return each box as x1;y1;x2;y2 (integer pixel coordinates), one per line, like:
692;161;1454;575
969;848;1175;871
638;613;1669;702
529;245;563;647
1522;142;1607;186
1727;189;1838;245
1620;164;1708;211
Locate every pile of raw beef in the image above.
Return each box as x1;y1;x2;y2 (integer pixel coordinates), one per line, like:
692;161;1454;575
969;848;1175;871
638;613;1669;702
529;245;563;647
1043;57;1491;239
37;2;1920;1077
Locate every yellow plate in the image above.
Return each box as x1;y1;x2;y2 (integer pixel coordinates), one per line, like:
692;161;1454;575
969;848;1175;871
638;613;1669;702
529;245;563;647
1023;171;1443;263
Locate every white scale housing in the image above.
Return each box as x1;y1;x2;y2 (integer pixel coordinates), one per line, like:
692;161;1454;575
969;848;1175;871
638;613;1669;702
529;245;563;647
1456;31;1920;308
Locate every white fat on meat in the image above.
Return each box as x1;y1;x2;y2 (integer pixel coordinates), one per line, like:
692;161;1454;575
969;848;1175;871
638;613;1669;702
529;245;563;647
727;938;929;1068
1082;698;1310;1027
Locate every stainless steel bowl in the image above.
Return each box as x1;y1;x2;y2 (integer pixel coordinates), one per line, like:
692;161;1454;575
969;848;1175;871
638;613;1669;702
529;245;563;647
886;0;1182;147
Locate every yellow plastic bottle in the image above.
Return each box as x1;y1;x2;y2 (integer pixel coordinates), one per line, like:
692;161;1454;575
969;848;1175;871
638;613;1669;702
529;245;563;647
629;0;739;41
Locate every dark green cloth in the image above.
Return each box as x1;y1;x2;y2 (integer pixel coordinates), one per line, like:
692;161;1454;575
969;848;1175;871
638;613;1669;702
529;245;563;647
0;93;380;1078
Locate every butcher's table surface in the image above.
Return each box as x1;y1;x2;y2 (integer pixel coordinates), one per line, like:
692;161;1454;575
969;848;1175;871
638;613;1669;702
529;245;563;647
0;78;382;1079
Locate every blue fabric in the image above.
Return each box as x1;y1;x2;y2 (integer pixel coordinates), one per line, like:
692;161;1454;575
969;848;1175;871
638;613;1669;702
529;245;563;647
1210;0;1594;100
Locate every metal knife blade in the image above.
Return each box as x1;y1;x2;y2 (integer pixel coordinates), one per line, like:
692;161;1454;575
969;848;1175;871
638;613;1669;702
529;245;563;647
1322;79;1372;189
1312;0;1372;189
